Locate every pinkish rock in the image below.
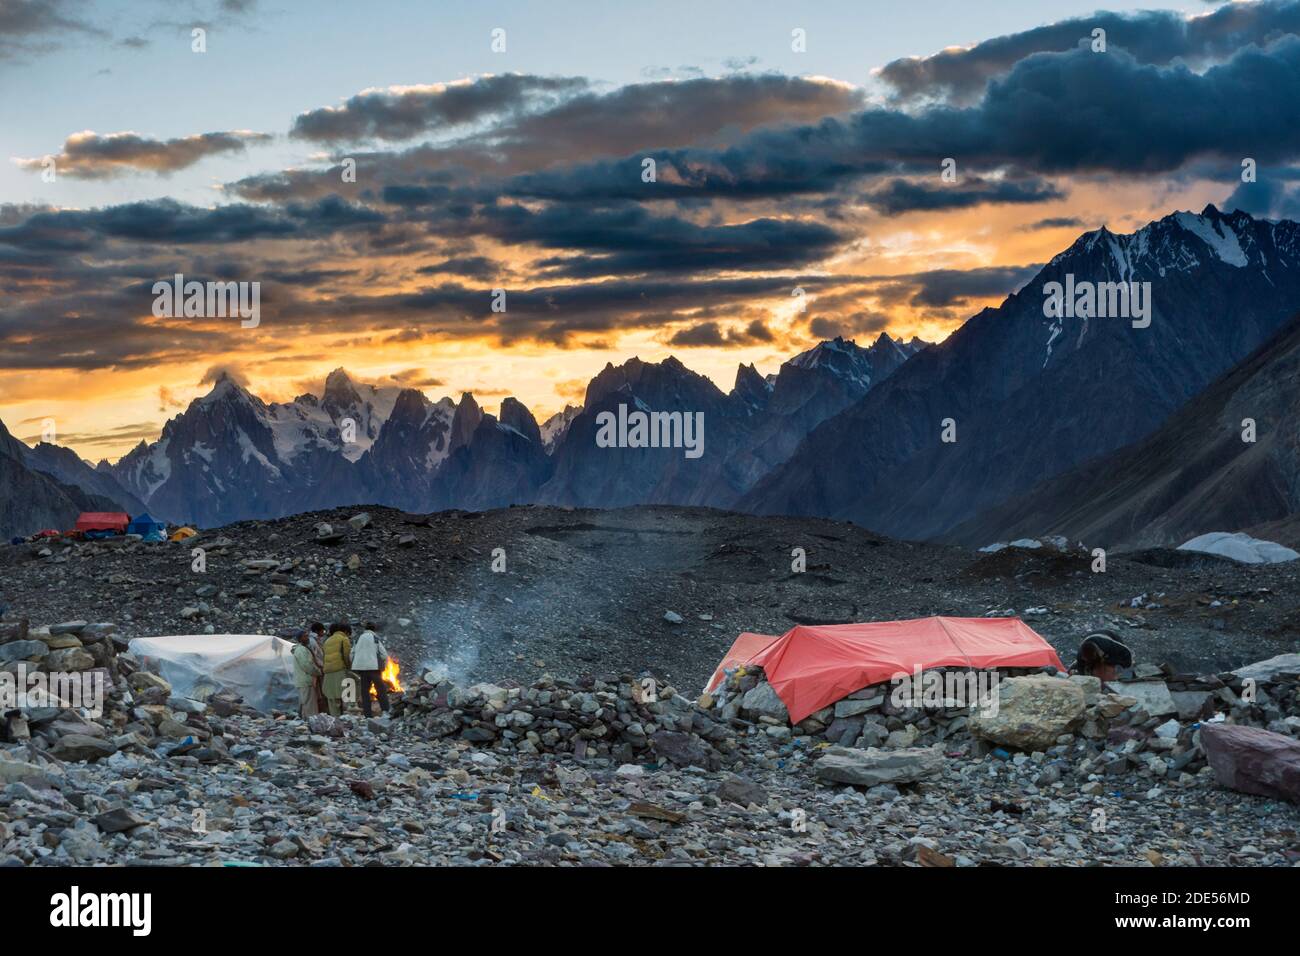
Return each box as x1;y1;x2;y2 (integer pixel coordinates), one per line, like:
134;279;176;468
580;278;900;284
1200;724;1300;804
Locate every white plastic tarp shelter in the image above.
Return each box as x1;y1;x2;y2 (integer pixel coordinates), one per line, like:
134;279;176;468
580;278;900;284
127;634;298;713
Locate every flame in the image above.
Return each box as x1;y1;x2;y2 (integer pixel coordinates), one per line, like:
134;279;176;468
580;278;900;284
380;656;402;693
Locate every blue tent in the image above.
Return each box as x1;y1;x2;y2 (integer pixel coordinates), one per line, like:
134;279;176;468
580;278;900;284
127;512;168;542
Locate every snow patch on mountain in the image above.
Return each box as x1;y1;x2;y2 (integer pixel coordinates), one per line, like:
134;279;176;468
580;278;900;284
1174;212;1248;267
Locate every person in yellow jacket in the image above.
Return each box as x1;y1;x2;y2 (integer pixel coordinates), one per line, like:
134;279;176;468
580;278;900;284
321;622;353;716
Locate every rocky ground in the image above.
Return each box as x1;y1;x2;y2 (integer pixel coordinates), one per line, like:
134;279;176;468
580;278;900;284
2;504;1298;692
1;505;1298;868
1;659;1297;867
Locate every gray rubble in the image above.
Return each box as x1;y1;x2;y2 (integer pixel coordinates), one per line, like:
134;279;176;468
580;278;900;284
2;613;1298;867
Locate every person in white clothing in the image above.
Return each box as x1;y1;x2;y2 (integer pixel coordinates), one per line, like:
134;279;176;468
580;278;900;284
351;622;389;716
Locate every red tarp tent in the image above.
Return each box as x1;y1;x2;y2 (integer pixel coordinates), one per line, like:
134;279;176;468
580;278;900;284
707;616;1066;723
706;632;779;693
75;512;130;533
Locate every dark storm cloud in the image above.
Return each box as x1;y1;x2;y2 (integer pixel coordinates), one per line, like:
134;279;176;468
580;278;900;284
14;129;273;179
807;313;892;340
0;197;384;251
860;176;1065;215
879;0;1300;104
291;74;591;143
453;201;844;277
1223;176;1300;219
315;275;834;347
509;36;1300;204
229;74;863;203
415;256;499;280
667;318;773;347
870;265;1042;309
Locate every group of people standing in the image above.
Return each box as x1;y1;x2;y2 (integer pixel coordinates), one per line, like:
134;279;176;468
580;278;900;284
291;621;391;718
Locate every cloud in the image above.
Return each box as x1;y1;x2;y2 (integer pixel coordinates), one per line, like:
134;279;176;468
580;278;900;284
1019;216;1086;232
0;196;384;251
291;74;590;143
878;1;1300;104
199;364;248;387
667;319;774;347
860;176;1065;215
385;369;445;389
807;313;892;340
158;386;184;412
415;255;499;280
229;74;863;204
0;0;105;62
869;265;1041;308
503;34;1300;210
14;129;272;179
1223;175;1300;219
21;422;160;448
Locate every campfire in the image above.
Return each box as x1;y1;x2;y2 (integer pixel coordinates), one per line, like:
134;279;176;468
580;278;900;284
376;656;402;695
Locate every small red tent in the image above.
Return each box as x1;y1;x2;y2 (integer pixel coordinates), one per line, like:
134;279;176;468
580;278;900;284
75;512;130;533
707;616;1066;724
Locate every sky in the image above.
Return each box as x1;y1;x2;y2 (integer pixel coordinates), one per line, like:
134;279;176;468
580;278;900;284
3;0;1298;460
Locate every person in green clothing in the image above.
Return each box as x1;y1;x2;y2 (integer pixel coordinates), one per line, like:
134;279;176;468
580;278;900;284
321;622;353;716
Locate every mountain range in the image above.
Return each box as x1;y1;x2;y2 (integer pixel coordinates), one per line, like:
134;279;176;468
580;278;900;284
3;204;1299;551
741;205;1300;542
0;328;921;537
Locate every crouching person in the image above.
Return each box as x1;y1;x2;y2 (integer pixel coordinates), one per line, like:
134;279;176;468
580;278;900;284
1072;631;1133;682
322;622;353;716
352;621;389;717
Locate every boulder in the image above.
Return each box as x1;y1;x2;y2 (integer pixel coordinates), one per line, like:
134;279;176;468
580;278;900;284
1114;681;1178;717
1067;674;1102;704
94;808;149;833
834;697;882;718
814;746;942;787
37;632;83;650
0;640;48;665
1232;653;1300;683
716;775;768;806
650;730;712;769
50;734;117;762
1200;724;1300;804
740;682;789;722
969;675;1085;751
0;756;57;787
44;647;96;672
79;623;117;643
1170;690;1214;721
128;671;172;695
